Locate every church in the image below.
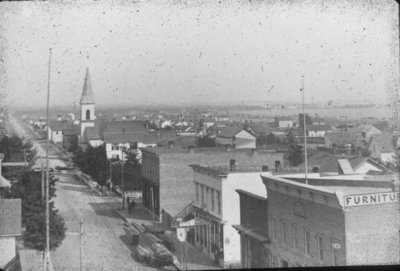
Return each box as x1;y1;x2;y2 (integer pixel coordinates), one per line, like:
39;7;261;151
77;67;178;159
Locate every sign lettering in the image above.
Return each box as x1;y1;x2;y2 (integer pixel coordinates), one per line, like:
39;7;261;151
344;192;398;207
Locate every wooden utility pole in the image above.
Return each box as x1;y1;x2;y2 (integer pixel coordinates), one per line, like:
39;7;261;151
109;160;112;197
301;75;308;184
44;47;52;271
79;219;84;271
41;163;44;199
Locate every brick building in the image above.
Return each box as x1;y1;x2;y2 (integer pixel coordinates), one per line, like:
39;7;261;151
233;190;269;268
141;146;283;230
260;174;399;267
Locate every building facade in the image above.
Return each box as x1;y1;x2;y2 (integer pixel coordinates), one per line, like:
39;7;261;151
260;174;399;267
141;147;283;231
234;190;269;268
188;166;269;268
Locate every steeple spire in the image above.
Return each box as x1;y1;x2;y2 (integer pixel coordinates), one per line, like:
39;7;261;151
80;67;95;104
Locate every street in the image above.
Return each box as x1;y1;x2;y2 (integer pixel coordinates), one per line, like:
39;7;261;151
10;116;156;271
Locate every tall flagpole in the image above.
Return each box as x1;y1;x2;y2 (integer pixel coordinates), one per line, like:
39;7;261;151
45;48;52;271
302;75;308;184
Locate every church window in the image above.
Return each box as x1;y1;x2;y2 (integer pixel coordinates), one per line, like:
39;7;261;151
86;109;90;120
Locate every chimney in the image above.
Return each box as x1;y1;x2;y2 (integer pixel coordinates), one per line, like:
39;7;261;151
230;159;236;171
0;153;4;176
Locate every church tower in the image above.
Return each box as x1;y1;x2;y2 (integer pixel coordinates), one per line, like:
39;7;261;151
80;67;96;138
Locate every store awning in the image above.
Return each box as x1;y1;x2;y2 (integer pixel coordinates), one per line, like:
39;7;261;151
232;225;270;243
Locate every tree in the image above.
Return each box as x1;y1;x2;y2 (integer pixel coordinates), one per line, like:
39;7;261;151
73;145;110;191
6;171;66;251
87;145;109;191
266;133;277;145
285;144;304;166
286;130;295;145
298;114;313;128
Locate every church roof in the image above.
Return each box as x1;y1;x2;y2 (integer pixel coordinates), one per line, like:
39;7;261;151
80;68;95;104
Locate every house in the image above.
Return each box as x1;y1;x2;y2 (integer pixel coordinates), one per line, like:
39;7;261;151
141;147;284;232
233;190;269;268
368;133;396;163
276;117;294;129
260;174;399;267
215;127;256;149
161;120;173;129
350;124;382;141
307;125;332;137
296;152;389;175
0;199;22;269
324;131;364;152
202;118;216;128
0;153;11;198
48;121;78;145
247;123;271;137
188;164;269;268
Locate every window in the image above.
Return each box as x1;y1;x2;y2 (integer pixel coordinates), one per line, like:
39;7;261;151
210;188;214;212
292;224;298;249
195;183;199;204
216;191;221;215
317;235;324;261
86;109;90;120
272;217;278;240
201;185;204;206
304;228;311;255
331;239;340;266
281;219;287;244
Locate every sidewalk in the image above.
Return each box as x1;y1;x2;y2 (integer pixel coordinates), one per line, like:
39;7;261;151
115;204;221;270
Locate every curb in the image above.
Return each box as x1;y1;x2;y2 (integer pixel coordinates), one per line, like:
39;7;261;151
113;210;129;223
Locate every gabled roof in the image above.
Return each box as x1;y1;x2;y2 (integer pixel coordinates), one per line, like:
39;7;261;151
63;127;80;136
247;124;271;136
80;68;95;104
0;199;21;236
216;126;242;138
103;129;177;145
351;124;382;135
371;133;395;153
102;120;148;134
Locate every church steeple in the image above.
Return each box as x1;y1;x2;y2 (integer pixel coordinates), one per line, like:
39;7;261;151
79;67;96;139
80;68;95;104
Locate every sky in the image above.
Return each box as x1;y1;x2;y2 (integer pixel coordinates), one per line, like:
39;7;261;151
0;0;398;109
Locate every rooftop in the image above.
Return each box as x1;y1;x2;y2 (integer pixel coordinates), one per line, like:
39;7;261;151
0;199;22;236
190;164;270;176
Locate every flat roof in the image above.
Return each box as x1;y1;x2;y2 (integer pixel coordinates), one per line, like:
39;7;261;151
236;189;267;200
191;164;269;176
261;173;396;208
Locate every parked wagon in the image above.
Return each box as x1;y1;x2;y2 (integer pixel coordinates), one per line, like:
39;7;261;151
123;225;140;246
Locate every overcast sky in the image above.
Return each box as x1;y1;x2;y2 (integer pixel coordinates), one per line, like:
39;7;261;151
0;0;398;109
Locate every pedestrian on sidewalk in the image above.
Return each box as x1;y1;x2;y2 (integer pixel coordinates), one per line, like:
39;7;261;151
128;200;136;214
